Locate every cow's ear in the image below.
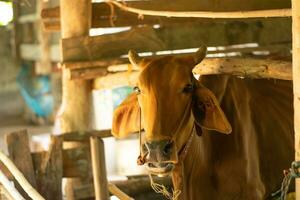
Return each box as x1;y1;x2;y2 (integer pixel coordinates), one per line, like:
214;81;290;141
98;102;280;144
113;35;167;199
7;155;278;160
192;84;232;134
112;93;141;138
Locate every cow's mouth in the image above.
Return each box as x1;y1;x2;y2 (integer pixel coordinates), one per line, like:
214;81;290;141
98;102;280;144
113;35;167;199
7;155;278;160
146;162;175;176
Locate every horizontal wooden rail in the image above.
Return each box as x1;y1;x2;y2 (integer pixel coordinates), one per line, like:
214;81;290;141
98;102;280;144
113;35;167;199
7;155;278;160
107;0;291;18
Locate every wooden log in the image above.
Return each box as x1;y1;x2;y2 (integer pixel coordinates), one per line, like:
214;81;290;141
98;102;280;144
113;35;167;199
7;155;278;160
73;176;171;199
58;0;93;198
34;137;63;200
6;130;37;199
108;183;134;200
193;58;292;80
90;137;109;200
292;0;300;199
61;26;165;62
67;67;108;80
42;20;61;32
108;1;291;18
93;71;139;90
41;6;60;19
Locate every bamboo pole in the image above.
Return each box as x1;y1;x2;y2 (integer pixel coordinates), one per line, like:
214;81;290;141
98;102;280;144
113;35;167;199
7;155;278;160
108;183;134;200
106;0;291;18
90;137;109;200
292;0;300;199
0;170;25;200
0;151;45;200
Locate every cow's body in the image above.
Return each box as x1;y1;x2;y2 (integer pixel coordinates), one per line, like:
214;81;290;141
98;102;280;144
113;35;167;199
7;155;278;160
112;49;294;200
178;75;294;199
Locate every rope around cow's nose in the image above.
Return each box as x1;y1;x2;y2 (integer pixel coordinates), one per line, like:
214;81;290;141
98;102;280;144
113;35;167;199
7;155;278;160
149;173;181;200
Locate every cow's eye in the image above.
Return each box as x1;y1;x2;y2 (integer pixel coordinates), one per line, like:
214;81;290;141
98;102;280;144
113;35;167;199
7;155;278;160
133;86;141;94
183;84;194;93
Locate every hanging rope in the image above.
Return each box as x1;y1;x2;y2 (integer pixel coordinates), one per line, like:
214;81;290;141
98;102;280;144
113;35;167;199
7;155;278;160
272;161;300;200
149;173;181;200
105;0;291;19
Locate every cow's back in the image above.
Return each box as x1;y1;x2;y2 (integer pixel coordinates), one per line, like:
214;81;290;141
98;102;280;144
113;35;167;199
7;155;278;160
198;75;294;199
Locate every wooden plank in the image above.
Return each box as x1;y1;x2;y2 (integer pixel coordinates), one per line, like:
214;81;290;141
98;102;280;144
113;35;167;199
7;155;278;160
32;145;91;178
61;26;165;62
292;0;300;199
34;137;63;200
6;130;37;200
61;19;291;62
90;137;109;200
193;58;292;80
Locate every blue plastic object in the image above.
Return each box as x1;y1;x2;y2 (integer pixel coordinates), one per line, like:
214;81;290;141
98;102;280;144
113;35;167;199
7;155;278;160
17;65;54;117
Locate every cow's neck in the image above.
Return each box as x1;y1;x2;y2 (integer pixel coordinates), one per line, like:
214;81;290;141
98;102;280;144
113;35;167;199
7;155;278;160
171;120;205;199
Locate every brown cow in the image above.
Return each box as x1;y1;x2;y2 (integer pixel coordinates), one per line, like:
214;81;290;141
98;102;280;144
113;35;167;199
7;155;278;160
112;47;294;200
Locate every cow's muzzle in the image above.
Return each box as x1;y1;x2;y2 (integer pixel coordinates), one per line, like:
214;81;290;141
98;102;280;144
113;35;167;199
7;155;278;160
143;140;177;176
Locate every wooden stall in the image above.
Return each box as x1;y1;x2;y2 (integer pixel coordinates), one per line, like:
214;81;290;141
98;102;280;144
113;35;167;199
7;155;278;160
4;0;300;199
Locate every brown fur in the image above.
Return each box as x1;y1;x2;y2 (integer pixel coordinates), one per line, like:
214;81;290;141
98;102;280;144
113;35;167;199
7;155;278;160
112;54;294;199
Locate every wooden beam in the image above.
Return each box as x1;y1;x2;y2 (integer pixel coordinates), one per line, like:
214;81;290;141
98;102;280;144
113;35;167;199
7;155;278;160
74;176;172;199
193;58;292;80
90;137;109;200
93;71;139;90
67;66;107;80
108;1;291;18
61;26;165;62
6;130;38;199
292;0;300;199
92;57;292;89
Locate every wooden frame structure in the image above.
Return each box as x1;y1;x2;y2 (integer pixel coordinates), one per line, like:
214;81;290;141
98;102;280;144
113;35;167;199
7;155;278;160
6;0;300;199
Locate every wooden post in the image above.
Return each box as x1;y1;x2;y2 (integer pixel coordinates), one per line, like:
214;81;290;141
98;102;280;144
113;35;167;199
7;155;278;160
90;137;109;200
6;130;37;199
292;0;300;199
58;0;92;199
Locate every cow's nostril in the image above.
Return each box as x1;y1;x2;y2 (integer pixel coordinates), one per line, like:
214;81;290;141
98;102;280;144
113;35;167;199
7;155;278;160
163;141;173;155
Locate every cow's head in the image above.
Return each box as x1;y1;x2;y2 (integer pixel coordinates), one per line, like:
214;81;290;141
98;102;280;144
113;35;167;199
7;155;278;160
112;47;231;176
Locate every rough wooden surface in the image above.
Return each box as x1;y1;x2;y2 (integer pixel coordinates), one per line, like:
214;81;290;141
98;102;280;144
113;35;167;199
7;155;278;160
34;137;63;200
61;26;165;62
6;130;37;199
32;145;91;178
90;137;109;200
193;58;292;80
292;0;300;199
59;0;92;199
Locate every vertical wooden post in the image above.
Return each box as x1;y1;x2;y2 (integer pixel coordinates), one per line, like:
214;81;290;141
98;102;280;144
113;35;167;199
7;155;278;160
59;0;92;199
36;0;51;75
90;137;109;200
292;0;300;199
